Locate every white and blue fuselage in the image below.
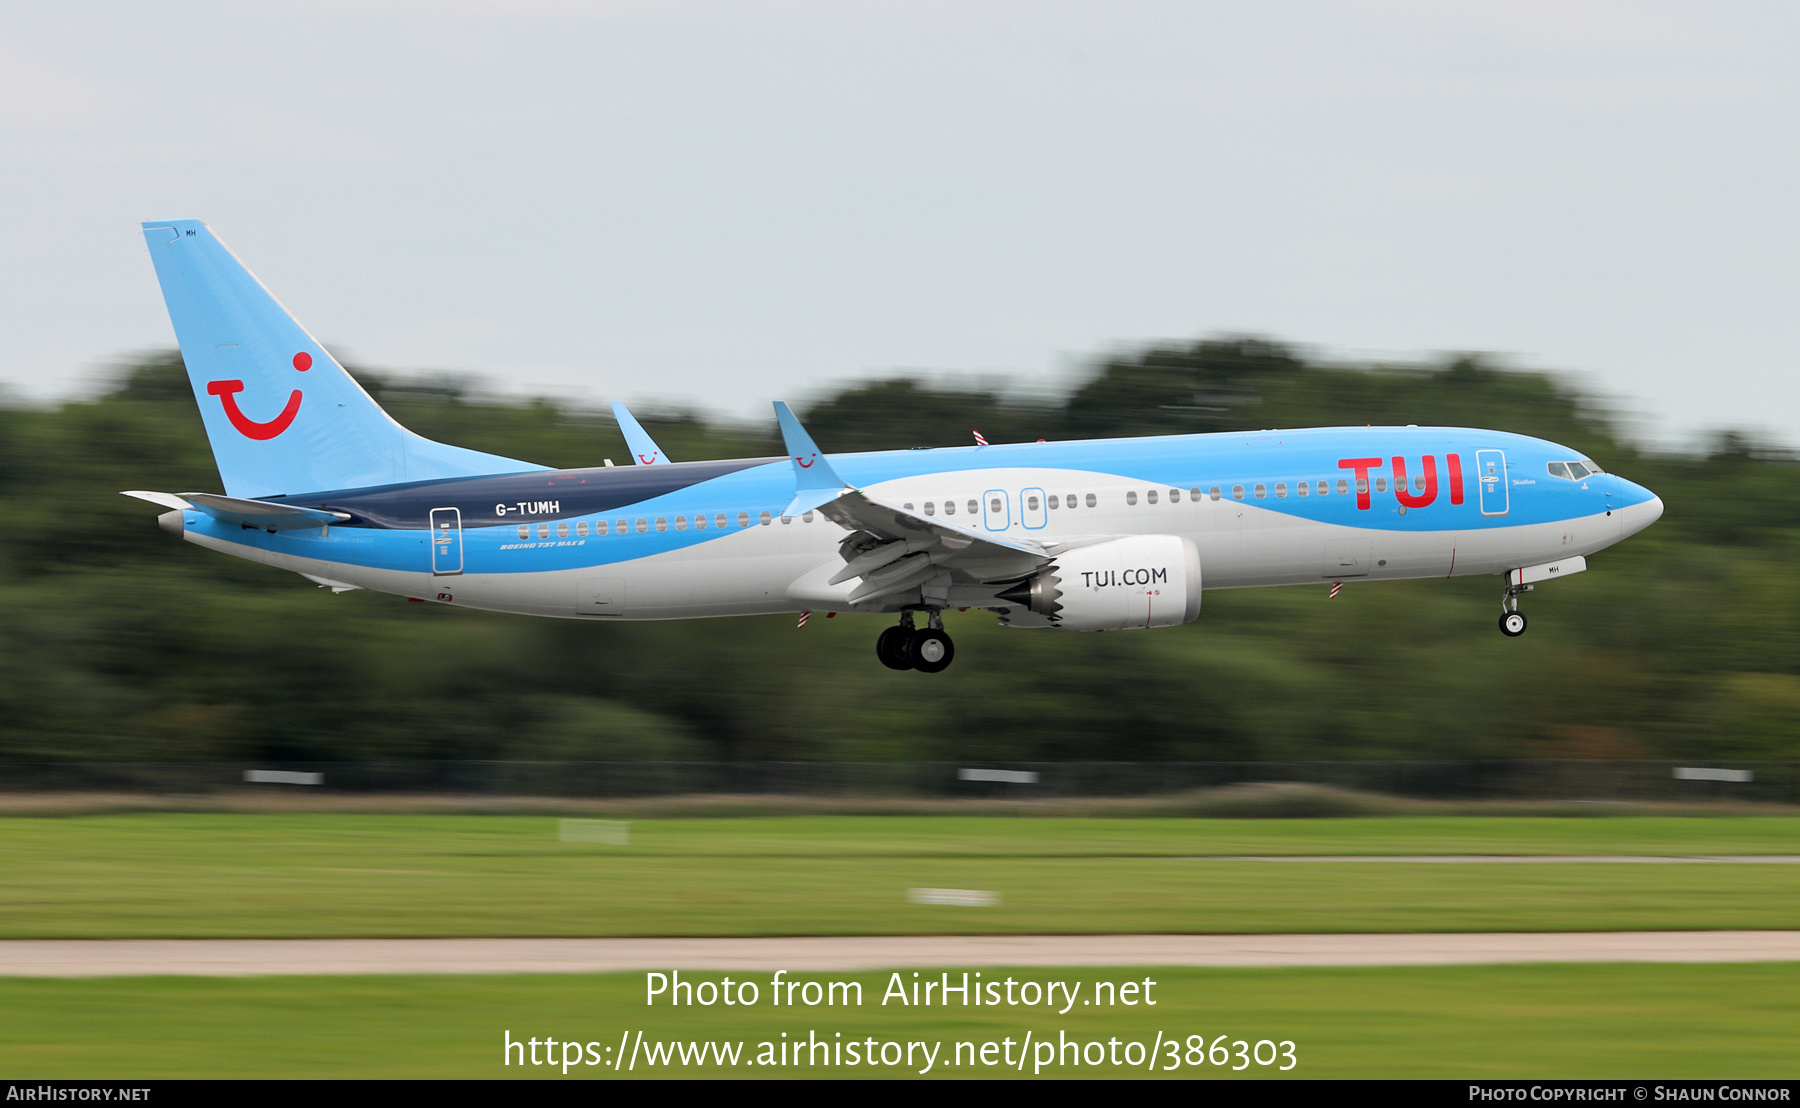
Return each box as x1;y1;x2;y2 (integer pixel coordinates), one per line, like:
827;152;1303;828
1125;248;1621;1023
173;428;1660;617
129;219;1662;670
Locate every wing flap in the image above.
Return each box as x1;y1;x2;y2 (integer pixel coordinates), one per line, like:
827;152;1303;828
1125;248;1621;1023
818;489;1049;589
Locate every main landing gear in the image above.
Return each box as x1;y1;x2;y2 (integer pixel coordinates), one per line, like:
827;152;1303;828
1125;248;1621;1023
876;611;956;673
1499;580;1531;637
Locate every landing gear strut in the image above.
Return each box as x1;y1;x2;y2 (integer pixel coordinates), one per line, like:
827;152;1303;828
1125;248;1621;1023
875;611;956;673
1499;581;1531;637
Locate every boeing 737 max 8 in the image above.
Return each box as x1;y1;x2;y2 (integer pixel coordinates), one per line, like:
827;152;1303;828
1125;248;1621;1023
125;220;1663;672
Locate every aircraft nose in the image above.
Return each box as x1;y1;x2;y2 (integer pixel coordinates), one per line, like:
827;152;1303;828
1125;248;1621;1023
1615;482;1663;539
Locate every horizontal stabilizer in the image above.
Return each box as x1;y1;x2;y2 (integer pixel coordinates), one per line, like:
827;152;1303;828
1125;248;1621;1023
122;490;192;512
180;492;349;531
300;572;364;593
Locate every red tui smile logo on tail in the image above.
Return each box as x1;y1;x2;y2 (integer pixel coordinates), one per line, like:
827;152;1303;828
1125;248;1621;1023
207;352;309;439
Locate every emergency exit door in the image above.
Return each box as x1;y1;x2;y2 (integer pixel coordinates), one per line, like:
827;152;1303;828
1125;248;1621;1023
430;507;463;575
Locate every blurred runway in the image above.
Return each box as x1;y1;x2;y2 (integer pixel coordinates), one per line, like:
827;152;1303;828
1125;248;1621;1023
3;932;1799;977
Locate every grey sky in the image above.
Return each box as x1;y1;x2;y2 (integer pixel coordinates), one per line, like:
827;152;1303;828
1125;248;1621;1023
2;1;1795;447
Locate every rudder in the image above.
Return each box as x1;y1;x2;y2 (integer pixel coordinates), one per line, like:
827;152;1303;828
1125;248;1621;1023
140;220;547;497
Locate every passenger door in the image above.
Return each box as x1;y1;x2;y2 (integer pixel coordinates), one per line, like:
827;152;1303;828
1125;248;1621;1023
429;507;463;576
1476;450;1509;516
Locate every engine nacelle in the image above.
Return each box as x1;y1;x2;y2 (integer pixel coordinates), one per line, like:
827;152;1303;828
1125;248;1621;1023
997;534;1201;631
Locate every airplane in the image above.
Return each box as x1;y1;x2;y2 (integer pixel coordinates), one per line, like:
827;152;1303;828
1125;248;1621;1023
125;220;1663;673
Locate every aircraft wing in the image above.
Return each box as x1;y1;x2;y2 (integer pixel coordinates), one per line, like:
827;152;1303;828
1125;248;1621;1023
769;400;1048;605
815;489;1050;604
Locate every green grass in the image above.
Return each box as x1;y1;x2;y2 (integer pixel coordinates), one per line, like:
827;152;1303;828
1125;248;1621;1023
3;815;1800;938
2;964;1796;1078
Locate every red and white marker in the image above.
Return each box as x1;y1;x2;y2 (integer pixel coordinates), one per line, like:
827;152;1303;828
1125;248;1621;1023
1328;582;1343;599
972;430;988;446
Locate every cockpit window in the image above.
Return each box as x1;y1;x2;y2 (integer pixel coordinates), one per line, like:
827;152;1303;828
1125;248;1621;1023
1547;460;1602;481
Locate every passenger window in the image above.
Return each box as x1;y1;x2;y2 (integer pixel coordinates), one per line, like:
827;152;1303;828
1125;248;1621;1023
1168;488;1181;503
781;514;792;525
1047;495;1059;509
636;519;648;533
538;523;550;539
655;517;668;532
1146;489;1158;504
903;502;914;511
1209;487;1221;501
990;496;1003;512
672;516;686;531
1067;493;1078;507
1190;487;1203;500
1254;483;1266;499
1275;483;1287;498
517;525;529;540
716;513;728;528
967;500;978;514
597;521;610;535
943;500;955;515
694;514;706;530
616;519;628;534
577;521;589;536
759;510;772;525
924;501;936;515
1085;493;1097;508
803;512;814;523
1232;485;1245;500
1414;476;1426;491
557;521;570;538
1337;480;1349;495
738;512;750;527
1375;477;1387;492
1318;481;1327;496
1026;495;1040;510
1126;491;1138;506
1355;479;1367;494
1296;482;1308;498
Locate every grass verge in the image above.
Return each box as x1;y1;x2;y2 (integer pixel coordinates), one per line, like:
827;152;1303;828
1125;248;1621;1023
2;814;1799;938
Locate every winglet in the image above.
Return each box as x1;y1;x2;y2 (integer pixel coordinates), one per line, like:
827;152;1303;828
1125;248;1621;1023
610;402;671;466
773;401;849;517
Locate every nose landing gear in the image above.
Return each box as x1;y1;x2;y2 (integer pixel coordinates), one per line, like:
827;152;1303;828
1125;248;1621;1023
875;611;956;672
1499;579;1532;637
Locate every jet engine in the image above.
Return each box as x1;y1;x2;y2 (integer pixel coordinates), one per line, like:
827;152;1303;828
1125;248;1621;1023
996;534;1201;631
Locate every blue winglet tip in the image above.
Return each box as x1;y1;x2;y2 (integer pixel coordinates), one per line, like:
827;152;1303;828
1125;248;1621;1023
773;401;847;505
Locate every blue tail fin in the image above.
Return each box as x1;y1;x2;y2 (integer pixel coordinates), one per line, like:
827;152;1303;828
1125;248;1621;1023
140;220;548;497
